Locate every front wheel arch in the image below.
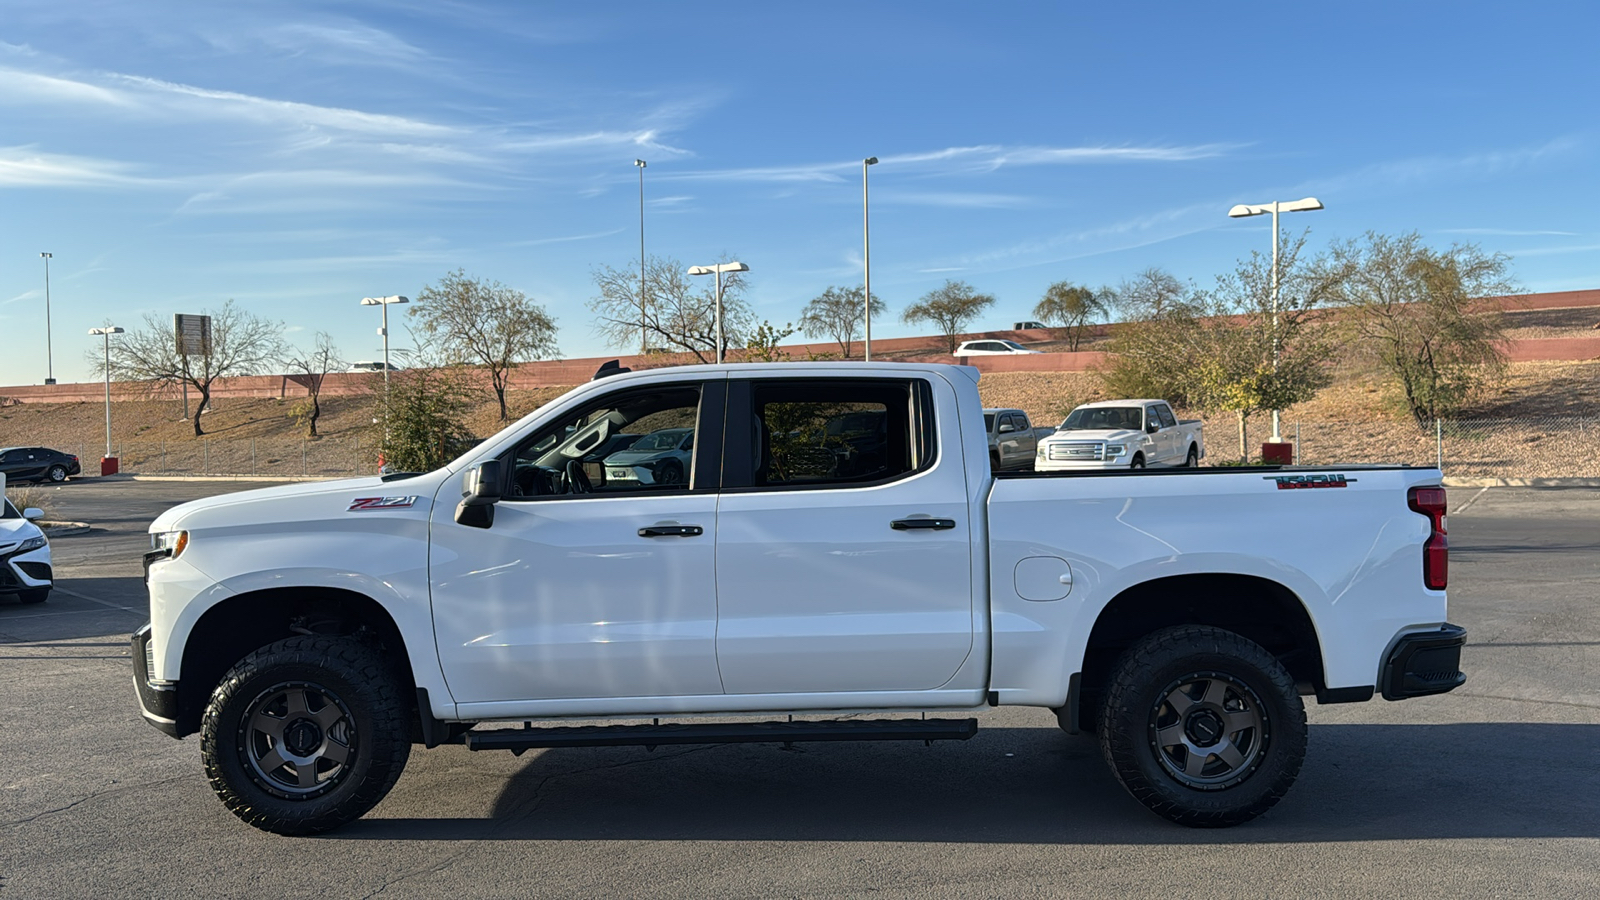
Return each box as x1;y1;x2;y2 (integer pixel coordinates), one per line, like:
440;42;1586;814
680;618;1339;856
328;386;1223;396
174;587;415;739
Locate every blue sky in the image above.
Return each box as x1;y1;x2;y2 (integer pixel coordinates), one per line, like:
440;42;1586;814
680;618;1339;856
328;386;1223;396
2;1;1597;386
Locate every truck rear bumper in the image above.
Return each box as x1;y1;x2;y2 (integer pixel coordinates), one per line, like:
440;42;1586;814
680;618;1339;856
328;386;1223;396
1381;623;1467;700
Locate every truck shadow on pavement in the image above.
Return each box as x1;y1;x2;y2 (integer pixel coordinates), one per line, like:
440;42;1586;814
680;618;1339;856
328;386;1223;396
336;721;1600;844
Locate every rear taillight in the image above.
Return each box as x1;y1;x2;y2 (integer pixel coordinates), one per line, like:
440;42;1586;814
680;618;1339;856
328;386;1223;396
1408;486;1448;590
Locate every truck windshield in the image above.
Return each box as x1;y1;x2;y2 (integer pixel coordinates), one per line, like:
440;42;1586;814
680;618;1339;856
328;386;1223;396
1061;407;1142;431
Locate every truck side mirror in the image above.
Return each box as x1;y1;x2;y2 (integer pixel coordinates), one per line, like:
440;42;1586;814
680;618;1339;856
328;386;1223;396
1146;422;1159;434
455;460;502;529
998;422;1015;434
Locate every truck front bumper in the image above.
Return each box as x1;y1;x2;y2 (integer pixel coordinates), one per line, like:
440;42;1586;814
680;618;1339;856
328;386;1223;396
131;624;186;738
1381;623;1467;700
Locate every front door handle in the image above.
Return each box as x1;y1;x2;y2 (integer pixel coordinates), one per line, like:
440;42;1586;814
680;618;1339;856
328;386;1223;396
891;518;957;531
639;525;704;537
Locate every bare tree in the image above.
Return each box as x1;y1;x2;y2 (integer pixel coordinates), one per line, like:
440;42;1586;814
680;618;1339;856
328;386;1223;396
1323;232;1515;427
282;332;341;438
902;280;997;353
1107;267;1190;322
104;300;285;436
797;285;887;359
409;270;559;421
589;255;753;363
1032;281;1104;351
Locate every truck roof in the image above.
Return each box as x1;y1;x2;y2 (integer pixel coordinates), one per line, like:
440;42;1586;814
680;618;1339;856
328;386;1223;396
1073;399;1167;409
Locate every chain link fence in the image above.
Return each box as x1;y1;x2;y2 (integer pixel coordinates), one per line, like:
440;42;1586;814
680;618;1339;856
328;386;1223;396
23;438;379;479
1290;416;1596;478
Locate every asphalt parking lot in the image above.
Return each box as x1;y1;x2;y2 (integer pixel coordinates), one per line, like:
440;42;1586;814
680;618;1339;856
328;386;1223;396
4;479;1600;899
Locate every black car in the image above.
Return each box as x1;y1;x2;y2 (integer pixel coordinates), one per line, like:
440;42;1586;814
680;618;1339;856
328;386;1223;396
0;447;82;484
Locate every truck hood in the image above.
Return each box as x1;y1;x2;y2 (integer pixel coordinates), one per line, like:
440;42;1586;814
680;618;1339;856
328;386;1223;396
1043;428;1143;443
148;473;443;533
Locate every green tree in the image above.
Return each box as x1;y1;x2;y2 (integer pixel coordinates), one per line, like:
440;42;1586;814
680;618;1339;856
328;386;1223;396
589;255;753;363
1323;232;1515;427
102;299;286;436
797;285;887;359
1033;281;1104;351
373;362;477;473
902;280;997;353
409;270;559;421
744;320;797;363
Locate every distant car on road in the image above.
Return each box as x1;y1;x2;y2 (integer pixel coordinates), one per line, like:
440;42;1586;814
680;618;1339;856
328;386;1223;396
602;427;693;486
346;361;404;373
1012;321;1048;330
0;487;52;604
0;447;81;484
953;340;1042;357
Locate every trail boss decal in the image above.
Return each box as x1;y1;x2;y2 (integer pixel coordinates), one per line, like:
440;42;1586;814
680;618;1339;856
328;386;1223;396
1264;474;1355;490
348;496;419;511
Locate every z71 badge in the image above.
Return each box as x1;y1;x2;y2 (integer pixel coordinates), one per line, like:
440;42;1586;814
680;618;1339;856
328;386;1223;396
348;496;419;511
1264;474;1355;490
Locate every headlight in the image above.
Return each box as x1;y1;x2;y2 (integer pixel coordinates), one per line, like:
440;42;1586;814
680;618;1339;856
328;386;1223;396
1036;445;1046;457
18;535;47;552
1105;444;1127;457
150;530;189;560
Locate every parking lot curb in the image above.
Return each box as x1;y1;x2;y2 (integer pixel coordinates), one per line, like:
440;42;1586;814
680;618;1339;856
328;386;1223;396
41;521;90;536
1442;476;1600;488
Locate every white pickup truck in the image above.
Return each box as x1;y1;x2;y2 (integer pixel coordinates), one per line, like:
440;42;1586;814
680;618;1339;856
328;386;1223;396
134;362;1464;835
1036;399;1205;471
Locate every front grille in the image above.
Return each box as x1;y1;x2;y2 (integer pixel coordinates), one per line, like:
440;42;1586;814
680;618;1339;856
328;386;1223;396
1048;442;1104;461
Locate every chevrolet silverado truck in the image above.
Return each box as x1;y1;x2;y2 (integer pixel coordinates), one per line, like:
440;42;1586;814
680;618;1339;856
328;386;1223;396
134;362;1464;835
1036;399;1205;471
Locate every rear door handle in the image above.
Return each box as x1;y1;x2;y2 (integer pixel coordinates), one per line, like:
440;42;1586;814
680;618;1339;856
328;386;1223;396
891;518;957;531
639;525;704;537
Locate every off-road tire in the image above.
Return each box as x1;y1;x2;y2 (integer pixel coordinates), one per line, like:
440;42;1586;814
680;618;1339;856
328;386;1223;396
1098;625;1306;827
18;588;49;604
47;465;67;482
201;635;410;835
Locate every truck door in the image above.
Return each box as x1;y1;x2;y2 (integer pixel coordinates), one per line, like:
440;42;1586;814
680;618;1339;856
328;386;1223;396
713;375;975;695
428;378;727;706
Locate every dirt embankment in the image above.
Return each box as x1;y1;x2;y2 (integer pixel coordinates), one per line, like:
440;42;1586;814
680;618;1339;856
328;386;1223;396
4;359;1599;478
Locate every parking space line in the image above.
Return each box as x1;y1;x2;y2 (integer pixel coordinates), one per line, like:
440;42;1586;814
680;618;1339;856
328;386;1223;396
1453;486;1491;515
52;586;146;615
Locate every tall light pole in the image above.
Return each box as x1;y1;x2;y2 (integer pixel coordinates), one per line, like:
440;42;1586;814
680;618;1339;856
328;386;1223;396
1227;197;1323;443
635;159;648;354
89;327;124;464
688;262;749;363
40;253;55;384
863;157;878;362
359;295;409;391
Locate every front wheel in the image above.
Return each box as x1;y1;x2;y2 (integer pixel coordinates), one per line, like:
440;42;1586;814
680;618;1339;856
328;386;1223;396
1098;625;1306;827
201;636;410;835
18;588;49;604
1129;454;1145;470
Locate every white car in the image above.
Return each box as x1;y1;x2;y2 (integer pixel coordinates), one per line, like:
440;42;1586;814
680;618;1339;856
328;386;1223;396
346;361;403;373
0;478;52;605
953;339;1042;356
602;427;694;486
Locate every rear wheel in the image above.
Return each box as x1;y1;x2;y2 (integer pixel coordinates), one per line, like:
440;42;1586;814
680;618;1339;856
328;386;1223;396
1098;625;1306;827
1185;445;1199;467
201;635;410;835
47;465;68;483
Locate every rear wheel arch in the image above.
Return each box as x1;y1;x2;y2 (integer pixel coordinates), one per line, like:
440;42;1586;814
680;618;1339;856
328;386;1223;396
1071;574;1324;732
173;587;415;738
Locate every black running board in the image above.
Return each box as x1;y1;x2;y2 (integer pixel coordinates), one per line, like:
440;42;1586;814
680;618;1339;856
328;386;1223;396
463;717;979;754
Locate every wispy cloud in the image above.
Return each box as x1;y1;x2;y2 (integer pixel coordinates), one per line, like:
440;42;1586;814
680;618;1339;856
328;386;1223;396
878;191;1033;209
0;67;133;106
504;228;627;248
1437;228;1581;237
0;146;160;187
1299;138;1580;198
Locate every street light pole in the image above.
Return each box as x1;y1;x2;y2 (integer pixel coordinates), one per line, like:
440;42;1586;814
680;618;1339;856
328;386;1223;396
635;159;648;354
688;262;750;364
40;253;55;385
89;327;124;461
360;295;410;392
863;157;878;362
1227;197;1323;443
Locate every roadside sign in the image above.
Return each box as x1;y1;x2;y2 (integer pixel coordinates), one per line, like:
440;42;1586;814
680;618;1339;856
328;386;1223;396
174;314;212;357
